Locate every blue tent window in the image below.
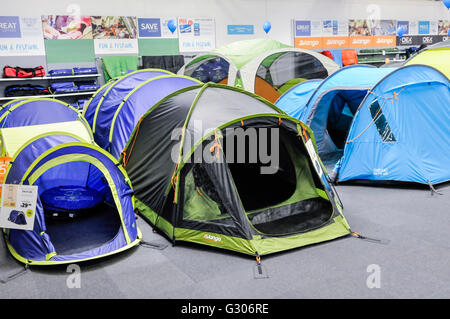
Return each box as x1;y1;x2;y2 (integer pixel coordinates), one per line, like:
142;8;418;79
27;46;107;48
369;99;396;142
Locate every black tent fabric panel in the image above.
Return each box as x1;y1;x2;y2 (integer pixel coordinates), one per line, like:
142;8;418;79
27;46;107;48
182;87;280;159
124;89;199;213
141;55;185;74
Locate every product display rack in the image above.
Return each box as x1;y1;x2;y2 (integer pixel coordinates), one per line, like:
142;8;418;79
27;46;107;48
357;48;407;66
0;73;101;105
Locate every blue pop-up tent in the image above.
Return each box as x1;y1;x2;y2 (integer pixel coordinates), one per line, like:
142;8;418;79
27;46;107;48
277;64;450;184
3;138;141;265
0;98;87;128
83;69;173;149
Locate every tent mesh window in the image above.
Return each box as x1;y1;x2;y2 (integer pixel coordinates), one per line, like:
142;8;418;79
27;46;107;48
37;162;122;256
369;99;396;142
184;56;230;84
256;52;329;96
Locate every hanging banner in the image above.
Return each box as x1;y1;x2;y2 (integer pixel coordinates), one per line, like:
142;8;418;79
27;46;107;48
397;21;409;35
294;37;323;50
397;35;446;46
294;20;311;37
178;17;215;52
41;15;92;39
348;20;372;36
94;38;138;54
227;25;254;35
310;20;322;36
92;16;138;54
0;16;45;56
138;18;178;38
418;21;430;35
438;20;450;36
409;21;419;35
370;20;397;36
0;184;38;231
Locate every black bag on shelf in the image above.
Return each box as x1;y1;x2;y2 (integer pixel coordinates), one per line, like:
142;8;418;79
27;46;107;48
4;84;50;97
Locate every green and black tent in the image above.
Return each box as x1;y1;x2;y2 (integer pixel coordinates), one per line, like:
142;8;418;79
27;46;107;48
121;83;350;256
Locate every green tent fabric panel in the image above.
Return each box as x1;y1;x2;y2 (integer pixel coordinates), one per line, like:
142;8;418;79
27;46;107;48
101;56;139;81
45;39;95;63
138;39;179;56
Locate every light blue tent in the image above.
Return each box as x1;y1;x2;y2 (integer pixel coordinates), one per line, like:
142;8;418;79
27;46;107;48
277;65;395;165
337;65;450;184
275;79;322;121
277;64;450;184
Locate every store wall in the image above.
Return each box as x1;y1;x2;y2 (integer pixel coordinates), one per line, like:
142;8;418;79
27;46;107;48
2;0;449;47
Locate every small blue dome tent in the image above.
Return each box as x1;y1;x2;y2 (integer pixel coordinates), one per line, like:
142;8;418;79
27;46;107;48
83;69;173;149
275;79;322;120
277;64;450;184
107;75;201;159
0;98;87;128
3;138;141;265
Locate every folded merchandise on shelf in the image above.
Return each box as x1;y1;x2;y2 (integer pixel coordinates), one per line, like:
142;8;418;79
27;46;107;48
48;67;98;77
4;84;50;97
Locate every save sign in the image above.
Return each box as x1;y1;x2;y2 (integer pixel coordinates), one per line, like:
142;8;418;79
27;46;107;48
138;18;161;37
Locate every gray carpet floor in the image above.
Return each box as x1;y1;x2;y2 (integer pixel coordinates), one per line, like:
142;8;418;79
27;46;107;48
1;182;449;299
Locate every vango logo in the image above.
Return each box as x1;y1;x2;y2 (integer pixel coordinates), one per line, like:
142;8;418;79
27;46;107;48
203;234;223;243
326;39;346;46
297;39;320;47
351;38;371;46
376;38;394;45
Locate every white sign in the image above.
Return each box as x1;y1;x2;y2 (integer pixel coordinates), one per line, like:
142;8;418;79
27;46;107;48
409;21;419;35
94;38;138;55
0;16;45;56
0;184;38;230
310;20;323;36
178;17;215;53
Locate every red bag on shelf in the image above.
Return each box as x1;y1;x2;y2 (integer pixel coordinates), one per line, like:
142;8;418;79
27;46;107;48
3;65;46;78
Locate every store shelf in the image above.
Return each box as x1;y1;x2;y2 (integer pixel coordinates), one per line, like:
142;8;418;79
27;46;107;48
0;90;97;101
0;74;101;82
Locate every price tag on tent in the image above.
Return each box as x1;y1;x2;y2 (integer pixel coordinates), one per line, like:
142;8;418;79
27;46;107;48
0;184;38;230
